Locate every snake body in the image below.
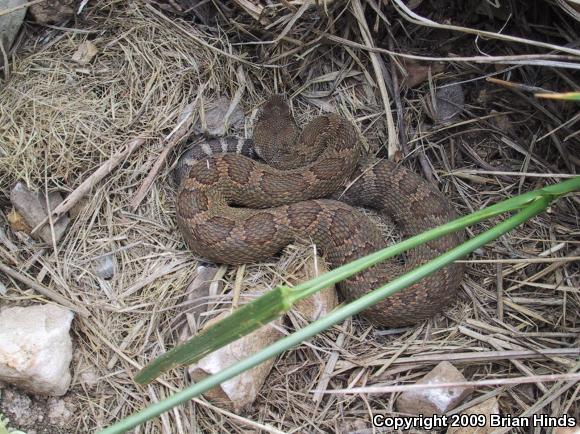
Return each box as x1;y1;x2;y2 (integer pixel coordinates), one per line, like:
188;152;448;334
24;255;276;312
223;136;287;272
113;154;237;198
176;96;464;327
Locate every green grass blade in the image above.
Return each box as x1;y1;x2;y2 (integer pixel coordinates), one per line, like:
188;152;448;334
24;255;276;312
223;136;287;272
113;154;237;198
535;91;580;101
135;177;579;385
135;286;293;384
97;193;555;434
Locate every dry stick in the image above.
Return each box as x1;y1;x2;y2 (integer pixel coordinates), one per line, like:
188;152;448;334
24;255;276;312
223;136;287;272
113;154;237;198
492;362;580;434
231;0;263;21
318;32;580;68
322;372;580;395
336;348;579;370
387;36;408;155
487;77;554;94
460;326;549;394
0;38;9;81
448;170;578;178
271;1;311;46
130;102;197;211
351;0;399;158
392;0;580;57
312;331;346;404
0;262;90;317
30;137;146;236
496;262;504;321
373;326;424;377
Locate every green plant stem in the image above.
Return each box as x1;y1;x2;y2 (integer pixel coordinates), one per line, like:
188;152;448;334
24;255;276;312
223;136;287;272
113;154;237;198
135;176;579;385
289;177;579;299
98;193;554;434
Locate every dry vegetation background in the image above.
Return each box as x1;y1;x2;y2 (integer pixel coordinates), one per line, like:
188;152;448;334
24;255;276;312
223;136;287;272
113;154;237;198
0;0;579;433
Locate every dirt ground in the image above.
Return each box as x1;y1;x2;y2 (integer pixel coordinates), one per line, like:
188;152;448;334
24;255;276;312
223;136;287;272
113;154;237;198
0;0;578;433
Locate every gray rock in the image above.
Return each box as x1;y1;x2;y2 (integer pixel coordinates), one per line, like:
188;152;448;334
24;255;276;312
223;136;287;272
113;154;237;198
433;83;465;123
0;0;27;53
194;96;245;136
0;386;77;432
10;182;70;244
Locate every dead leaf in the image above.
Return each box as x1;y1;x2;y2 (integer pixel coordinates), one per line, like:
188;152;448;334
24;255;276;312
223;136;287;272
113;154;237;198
399;59;445;88
72;41;98;65
7;209;31;233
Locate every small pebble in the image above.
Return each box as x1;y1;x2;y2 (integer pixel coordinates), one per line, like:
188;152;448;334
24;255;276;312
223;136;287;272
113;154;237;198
93;254;116;280
432;83;465;123
71;41;98;65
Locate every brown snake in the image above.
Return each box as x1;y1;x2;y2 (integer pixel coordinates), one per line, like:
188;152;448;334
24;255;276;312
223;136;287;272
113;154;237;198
176;96;464;327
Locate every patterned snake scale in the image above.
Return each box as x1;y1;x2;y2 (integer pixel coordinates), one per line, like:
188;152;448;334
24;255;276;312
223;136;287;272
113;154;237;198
175;96;465;327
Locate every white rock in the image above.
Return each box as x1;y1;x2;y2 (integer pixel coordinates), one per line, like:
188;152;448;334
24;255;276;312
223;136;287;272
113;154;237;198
396;361;472;416
292;255;337;323
0;304;74;396
189;311;282;412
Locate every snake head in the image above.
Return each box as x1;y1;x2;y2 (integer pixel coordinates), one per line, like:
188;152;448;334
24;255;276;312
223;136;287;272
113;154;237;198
260;95;291;119
253;95;301;167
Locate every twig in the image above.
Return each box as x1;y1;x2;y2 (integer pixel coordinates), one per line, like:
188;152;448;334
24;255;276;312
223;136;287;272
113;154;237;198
351;0;399;158
336;348;580;370
321;373;580;395
458;256;580;264
130;102;197;210
0;261;90;317
487;77;554;94
392;0;580;57
312;331;346;403
496;262;504;321
318;32;580;69
447;170;578;178
387;35;408;155
491;362;580;434
30;137;146;236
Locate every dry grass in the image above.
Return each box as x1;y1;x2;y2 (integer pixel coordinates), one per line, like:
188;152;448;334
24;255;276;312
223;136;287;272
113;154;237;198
0;1;578;433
